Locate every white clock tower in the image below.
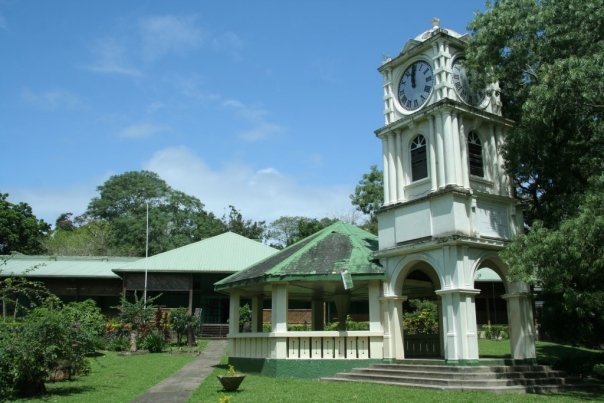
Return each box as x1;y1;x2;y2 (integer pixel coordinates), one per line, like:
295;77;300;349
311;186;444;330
376;20;536;363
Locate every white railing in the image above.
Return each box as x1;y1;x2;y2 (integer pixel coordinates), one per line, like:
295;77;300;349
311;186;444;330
229;331;384;359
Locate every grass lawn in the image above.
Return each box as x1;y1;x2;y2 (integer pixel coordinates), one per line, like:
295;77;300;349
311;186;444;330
14;341;207;403
189;341;604;403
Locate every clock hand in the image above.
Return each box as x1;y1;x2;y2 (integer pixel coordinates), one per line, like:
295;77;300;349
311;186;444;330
411;64;416;88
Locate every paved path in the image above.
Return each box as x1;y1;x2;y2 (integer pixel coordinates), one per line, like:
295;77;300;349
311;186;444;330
133;339;228;403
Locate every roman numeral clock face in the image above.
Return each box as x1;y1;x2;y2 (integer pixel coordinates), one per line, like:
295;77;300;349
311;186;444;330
452;59;486;106
398;60;433;112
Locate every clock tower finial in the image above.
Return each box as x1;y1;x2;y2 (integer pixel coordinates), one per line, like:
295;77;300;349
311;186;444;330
432;17;440;29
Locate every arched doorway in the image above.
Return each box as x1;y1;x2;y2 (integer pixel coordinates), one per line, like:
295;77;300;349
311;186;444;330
401;263;442;358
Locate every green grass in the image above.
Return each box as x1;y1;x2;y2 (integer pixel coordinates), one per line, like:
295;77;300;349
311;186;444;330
190;368;602;403
479;338;512;357
189;341;604;403
14;344;204;403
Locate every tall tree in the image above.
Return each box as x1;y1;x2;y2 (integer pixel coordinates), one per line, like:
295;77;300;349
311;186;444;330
222;205;265;240
84;171;224;256
350;165;383;234
465;0;604;227
0;194;50;254
266;216;336;248
44;220;115;256
466;0;604;346
501;175;604;347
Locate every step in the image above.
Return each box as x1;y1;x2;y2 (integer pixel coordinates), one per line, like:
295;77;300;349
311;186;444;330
351;367;567;380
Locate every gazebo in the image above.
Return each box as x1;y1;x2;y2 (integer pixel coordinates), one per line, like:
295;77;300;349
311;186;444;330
215;221;387;377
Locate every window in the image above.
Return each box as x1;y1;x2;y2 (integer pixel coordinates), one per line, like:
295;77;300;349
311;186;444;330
410;135;428;181
468;131;484;177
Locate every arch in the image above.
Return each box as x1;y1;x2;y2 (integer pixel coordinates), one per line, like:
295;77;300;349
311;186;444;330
467;130;484;177
410;134;428;181
390;253;442;296
472;252;510;294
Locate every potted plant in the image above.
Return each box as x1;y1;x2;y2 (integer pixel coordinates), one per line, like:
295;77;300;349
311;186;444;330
217;365;245;391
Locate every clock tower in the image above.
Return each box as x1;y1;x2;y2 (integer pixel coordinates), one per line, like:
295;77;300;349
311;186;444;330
375;19;536;363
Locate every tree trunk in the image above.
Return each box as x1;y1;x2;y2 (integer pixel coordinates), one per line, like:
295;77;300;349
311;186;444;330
187;327;195;347
130;330;138;352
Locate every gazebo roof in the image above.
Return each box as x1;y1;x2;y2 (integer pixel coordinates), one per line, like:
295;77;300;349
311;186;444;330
215;221;384;291
113;232;278;274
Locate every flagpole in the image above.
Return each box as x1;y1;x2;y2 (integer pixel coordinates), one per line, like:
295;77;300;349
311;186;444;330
144;202;149;306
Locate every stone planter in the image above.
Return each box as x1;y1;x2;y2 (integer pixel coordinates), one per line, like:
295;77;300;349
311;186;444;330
217;374;245;391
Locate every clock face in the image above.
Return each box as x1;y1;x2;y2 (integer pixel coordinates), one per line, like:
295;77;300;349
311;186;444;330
452;59;485;106
397;60;433;112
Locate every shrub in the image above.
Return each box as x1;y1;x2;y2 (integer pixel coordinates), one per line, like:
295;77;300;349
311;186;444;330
171;307;200;346
593;363;604;380
142;330;166;353
403;299;438;335
63;299;106;352
107;335;130;352
0;304;92;399
480;324;510;340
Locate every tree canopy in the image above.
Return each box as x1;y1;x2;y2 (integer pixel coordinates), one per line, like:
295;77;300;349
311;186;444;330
83;171;224;256
350;165;383;234
466;0;604;346
266;216;336;248
465;0;604;227
0;194;50;254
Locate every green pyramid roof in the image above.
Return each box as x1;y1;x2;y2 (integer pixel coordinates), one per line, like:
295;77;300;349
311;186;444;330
215;221;383;290
113;232;278;273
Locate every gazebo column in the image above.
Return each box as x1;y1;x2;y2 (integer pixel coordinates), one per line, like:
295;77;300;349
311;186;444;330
503;282;536;360
368;281;384;359
382;295;406;360
436;288;480;363
228;291;240;336
271;283;288;358
311;297;325;331
227;291;240;357
251;294;264;332
333;293;351;331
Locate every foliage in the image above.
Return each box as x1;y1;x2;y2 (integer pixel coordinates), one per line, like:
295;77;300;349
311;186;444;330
44;220;116;256
62;299;106;352
114;292;158;352
402;299;438;335
83;170;224;256
0;258;51;319
593;363;604;380
479;324;509;340
465;0;604;227
0;302;94;399
239;303;252;329
222;205;266;240
324;319;369;331
350;165;383;234
141;330;166;353
501;176;604;347
266;216;336;248
170;307;200;346
0;193;50;254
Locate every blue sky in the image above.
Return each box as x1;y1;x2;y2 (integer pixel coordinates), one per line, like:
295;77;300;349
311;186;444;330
0;0;486;226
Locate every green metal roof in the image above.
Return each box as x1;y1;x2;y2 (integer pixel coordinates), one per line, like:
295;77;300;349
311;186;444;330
215;221;384;290
0;255;137;278
113;232;278;273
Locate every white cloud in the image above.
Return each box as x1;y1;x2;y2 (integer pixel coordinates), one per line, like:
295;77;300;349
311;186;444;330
118;122;169;139
144;146;353;223
87;37;143;77
222;99;285;142
20;88;81;110
139;15;204;62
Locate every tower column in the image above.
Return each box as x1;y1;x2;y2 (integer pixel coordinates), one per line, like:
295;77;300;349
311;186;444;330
395;130;404;201
503;282;537;360
459;116;470;188
436;113;446;188
443;110;456;185
387;134;397;203
436;288;480;363
451;112;463;186
382;135;390;204
382;295;407;360
429;116;438;191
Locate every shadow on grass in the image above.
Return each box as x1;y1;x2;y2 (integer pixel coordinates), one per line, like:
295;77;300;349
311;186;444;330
42;384;97;398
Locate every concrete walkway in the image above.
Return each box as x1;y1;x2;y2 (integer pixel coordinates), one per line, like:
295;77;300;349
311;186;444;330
133;339;228;403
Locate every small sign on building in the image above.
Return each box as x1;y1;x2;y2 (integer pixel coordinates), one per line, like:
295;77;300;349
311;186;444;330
341;269;354;290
